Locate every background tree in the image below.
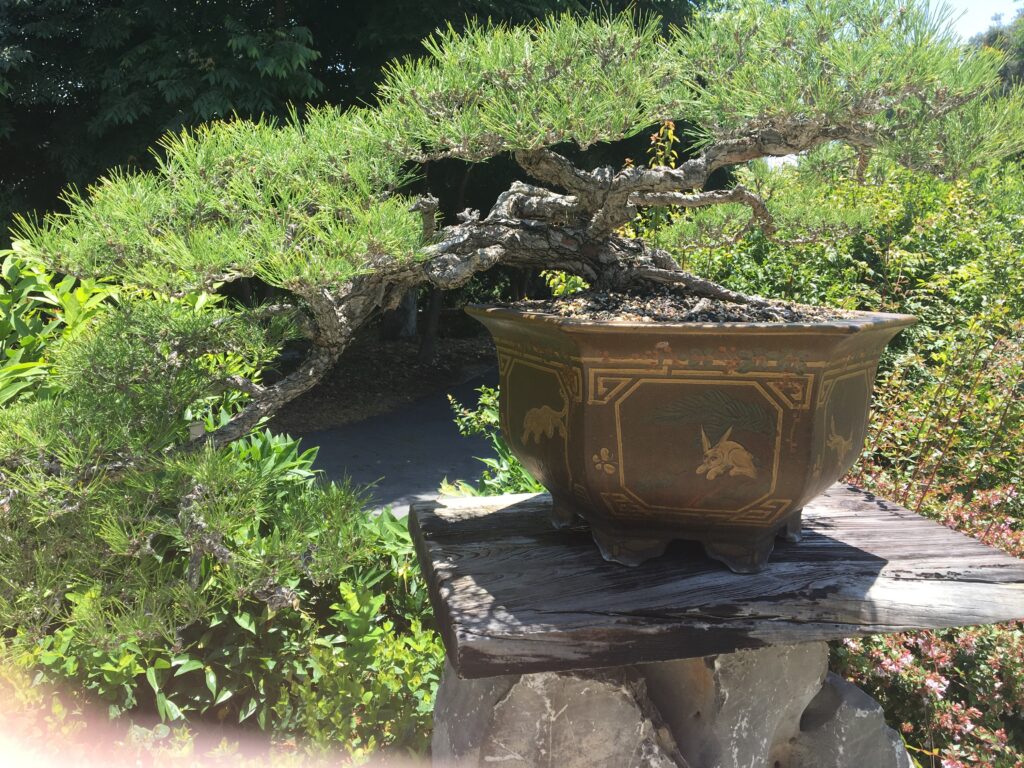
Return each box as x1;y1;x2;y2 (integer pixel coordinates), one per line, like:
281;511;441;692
0;0;321;244
975;3;1024;91
0;0;694;247
301;0;695;106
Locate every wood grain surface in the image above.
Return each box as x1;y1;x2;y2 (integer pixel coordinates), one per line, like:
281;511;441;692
410;485;1024;678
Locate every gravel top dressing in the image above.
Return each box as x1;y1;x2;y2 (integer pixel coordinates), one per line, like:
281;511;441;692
510;286;850;324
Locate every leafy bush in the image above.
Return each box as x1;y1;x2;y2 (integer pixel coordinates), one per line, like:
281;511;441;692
836;625;1024;768
0;651;324;765
443;386;543;496
3;429;443;756
0;260;443;758
660;158;1024;328
0;248;115;405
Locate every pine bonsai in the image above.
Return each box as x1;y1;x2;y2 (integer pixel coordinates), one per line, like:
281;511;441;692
3;0;1024;649
15;0;1024;446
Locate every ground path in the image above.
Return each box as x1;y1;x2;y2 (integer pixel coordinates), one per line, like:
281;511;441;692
295;369;498;514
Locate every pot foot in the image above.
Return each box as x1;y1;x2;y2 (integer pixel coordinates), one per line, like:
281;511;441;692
779;508;803;543
591;528;670;567
549;498;580;530
703;537;776;574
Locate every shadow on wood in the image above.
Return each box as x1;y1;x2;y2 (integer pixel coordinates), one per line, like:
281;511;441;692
410;484;1024;678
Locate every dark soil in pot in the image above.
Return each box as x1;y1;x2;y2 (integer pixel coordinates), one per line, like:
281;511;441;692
504;285;850;324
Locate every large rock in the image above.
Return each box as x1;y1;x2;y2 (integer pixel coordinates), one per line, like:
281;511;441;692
642;643;829;768
431;660;519;767
431;645;912;768
480;672;686;768
432;664;686;767
787;672;912;768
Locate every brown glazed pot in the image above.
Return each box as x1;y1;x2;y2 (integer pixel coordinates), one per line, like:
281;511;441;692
467;305;916;573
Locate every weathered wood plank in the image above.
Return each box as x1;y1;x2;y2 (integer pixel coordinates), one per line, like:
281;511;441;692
410;484;1024;678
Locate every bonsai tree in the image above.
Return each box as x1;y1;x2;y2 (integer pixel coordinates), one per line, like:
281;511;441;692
3;0;1024;655
15;0;1024;445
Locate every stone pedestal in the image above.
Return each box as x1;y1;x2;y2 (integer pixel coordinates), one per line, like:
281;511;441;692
432;643;910;768
413;491;1024;766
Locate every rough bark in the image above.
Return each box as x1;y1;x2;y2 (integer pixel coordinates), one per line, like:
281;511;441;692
205;122;882;445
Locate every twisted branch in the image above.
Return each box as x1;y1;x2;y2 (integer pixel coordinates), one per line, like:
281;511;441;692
513;120;887;238
206;121;882;446
631;185;778;238
514;149;609;209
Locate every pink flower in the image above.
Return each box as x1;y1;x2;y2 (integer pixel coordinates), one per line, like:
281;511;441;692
924;672;949;699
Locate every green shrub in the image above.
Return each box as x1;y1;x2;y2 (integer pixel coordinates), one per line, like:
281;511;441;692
275;605;443;759
0;649;321;765
659;159;1024;337
443;385;543;496
0;248;116;405
3;428;444;756
0;206;442;761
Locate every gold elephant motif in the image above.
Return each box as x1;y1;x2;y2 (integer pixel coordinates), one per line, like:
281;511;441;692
522;399;567;443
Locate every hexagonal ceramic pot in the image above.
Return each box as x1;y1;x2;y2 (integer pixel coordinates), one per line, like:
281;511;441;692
467;305;916;573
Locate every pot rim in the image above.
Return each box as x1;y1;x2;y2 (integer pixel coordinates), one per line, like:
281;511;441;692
465;304;918;335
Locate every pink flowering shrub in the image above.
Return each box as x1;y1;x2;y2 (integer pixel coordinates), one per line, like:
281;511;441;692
832;324;1024;767
835;626;1024;767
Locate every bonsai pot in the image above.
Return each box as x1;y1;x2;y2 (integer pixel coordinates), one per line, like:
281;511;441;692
467;304;916;573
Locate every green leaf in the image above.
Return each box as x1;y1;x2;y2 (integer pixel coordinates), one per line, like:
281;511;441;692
234;612;257;634
238;697;257;722
214;688;233;705
162;696;183;721
173;659;204;676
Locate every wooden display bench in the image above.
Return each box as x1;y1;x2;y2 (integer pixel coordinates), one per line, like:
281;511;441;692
410;484;1024;768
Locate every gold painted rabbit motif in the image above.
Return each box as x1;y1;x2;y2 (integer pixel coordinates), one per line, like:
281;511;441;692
696;425;757;480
